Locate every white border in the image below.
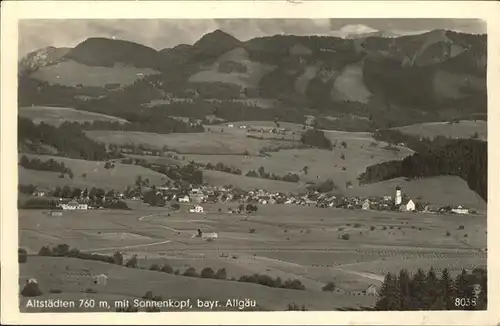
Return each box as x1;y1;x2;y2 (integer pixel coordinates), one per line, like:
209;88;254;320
2;1;500;325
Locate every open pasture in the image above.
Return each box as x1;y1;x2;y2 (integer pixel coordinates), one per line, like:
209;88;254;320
18;106;129;127
393;120;487;141
19;154;167;190
86;130;302;155
20;202;486;306
19;255;377;312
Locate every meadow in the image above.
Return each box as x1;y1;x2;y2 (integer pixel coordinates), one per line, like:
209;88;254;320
19;154;166;191
18;106;129;127
19;201;486;311
393;120;487;141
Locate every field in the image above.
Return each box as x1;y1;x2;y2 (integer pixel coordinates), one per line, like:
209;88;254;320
19;202;486;311
19;106;129;127
19;154;167;191
86;129;303;155
393;120;487;141
30;59;159;87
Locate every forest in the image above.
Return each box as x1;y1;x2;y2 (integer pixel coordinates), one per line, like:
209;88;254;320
359;130;487;201
375;267;487;311
18;117;108;161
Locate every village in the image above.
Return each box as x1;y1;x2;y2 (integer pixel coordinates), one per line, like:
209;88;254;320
42;181;473;216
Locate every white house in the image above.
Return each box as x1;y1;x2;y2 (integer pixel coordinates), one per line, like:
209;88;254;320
202;232;219;240
362;201;370;210
227;123;234;128
400;199;415;212
452;206;469;215
189;205;204;213
178;195;190;203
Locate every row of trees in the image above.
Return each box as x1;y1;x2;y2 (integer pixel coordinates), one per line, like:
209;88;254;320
204;162;242;175
360;131;487;201
19;155;73;175
245;166;300;183
375;267;487;310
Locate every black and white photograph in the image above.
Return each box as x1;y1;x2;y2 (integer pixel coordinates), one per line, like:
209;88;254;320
1;1;499;325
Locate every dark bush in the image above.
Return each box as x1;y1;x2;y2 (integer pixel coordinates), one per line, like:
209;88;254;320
341;233;350;240
201;267;215;279
18;248;28;263
38;246;52;256
50;289;63;294
183;267;198;277
322;282;336;292
286;303;308;311
215;268;227;280
21;282;43;297
150;264;160;271
458;225;465;230
161;264;174;274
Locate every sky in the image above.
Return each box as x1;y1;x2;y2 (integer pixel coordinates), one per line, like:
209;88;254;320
19;18;486;57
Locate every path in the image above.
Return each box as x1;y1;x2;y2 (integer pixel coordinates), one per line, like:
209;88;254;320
80;240;172;252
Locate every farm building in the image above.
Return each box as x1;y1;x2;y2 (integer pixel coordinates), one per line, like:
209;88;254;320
93;273;108;286
365;284;378;296
451;206;469;215
59;200;89;211
178;195;191;203
202;232;219;240
189;205;204;213
362;200;370;210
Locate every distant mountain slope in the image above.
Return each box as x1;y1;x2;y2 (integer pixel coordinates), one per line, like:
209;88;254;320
19;46;71;75
19;29;487;130
65;37;163;69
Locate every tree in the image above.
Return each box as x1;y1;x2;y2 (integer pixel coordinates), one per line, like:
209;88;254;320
397;269;411;310
423;267;439;309
376;273;398;310
438;268;456;310
161;264;174;274
125;255;138;268
215;268;227;280
303;166;309;175
322;282;336;292
409;268;426;310
38;246;52;256
201;267;215;278
113;251;124;265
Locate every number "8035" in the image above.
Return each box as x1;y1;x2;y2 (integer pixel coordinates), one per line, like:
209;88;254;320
455;297;477;307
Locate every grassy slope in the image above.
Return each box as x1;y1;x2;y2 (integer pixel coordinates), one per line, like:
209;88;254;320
18;154;167;190
393;120;487;141
19;256;375;311
30;60;158;87
19;106;129;127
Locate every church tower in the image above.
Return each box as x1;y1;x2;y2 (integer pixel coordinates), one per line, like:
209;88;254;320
395;186;402;205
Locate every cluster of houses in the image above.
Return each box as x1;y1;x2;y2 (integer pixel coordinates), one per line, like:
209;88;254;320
43;181;471;216
153;184;472;215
